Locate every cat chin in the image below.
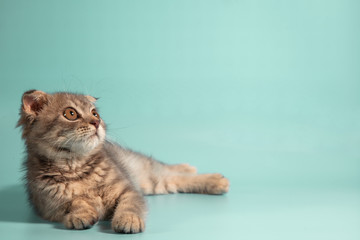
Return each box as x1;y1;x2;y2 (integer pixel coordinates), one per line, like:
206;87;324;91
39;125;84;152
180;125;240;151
72;128;106;155
71;136;104;155
70;142;98;155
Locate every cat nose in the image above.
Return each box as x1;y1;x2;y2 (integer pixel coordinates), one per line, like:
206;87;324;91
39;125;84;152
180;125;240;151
90;119;100;129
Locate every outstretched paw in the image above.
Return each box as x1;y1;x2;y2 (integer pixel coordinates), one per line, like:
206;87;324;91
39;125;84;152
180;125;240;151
205;173;230;195
112;212;145;234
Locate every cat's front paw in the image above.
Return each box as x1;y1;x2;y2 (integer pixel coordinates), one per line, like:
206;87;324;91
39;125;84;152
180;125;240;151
63;212;99;230
205;173;230;195
112;212;145;234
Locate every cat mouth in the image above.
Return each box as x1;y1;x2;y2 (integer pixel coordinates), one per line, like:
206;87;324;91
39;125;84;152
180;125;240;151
90;131;99;139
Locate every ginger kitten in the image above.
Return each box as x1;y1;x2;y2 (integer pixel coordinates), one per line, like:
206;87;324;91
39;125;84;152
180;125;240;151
17;90;229;233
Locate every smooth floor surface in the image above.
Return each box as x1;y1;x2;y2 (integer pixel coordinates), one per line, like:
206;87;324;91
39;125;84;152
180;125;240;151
1;185;360;240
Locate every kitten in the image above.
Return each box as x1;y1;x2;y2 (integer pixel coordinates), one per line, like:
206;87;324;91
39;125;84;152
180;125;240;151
17;90;229;233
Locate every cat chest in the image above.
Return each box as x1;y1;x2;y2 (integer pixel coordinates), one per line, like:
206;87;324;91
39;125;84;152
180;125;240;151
37;163;116;199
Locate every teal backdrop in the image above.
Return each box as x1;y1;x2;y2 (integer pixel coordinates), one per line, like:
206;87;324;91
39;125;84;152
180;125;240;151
0;0;359;239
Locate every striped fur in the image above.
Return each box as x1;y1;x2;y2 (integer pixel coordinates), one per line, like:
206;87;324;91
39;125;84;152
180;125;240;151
17;90;229;233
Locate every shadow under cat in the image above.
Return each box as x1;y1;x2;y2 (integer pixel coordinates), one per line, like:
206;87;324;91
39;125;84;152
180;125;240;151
0;184;174;233
0;184;44;223
0;184;230;233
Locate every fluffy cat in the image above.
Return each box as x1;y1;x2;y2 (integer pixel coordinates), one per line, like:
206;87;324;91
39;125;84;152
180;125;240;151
17;90;229;233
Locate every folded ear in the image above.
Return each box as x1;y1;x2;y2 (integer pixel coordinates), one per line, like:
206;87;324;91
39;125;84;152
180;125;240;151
85;95;98;103
22;90;49;115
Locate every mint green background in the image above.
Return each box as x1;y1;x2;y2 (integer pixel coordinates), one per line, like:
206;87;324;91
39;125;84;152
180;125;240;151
1;0;360;239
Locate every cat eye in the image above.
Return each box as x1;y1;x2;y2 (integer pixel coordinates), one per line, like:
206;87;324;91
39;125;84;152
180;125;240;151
92;109;100;119
63;107;78;121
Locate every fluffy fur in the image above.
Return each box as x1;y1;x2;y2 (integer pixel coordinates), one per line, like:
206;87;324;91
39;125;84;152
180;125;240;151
17;90;229;233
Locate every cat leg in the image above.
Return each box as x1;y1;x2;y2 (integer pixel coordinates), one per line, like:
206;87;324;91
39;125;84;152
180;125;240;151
170;173;230;194
111;188;147;234
167;163;197;174
152;173;230;195
63;197;103;229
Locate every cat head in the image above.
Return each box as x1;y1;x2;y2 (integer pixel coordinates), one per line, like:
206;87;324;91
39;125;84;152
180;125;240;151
17;90;106;158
